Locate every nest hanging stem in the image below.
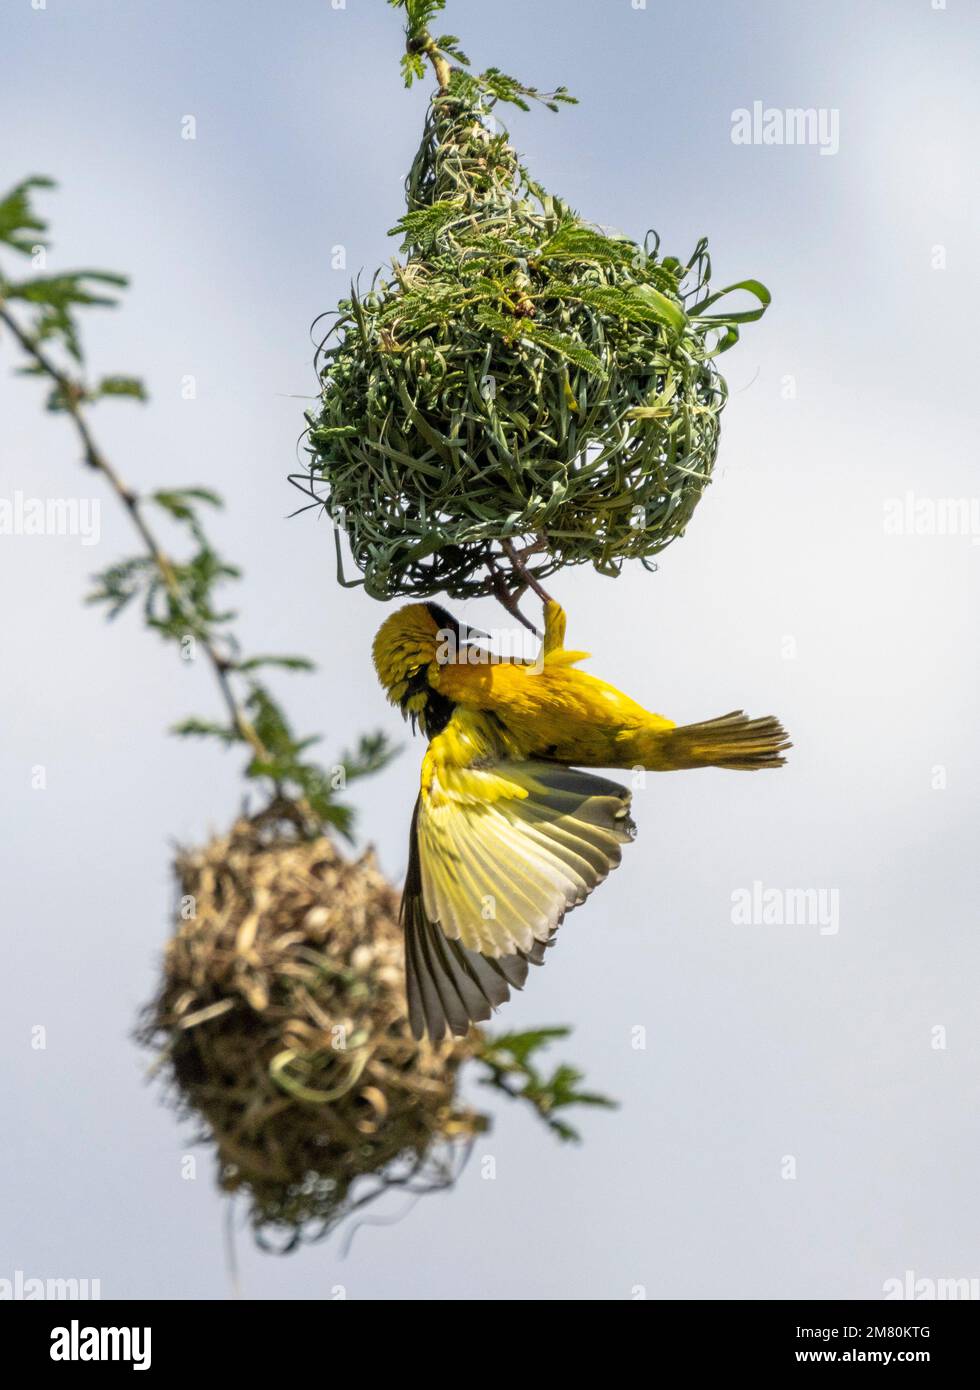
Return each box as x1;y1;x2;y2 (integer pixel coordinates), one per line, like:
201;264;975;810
486;555;537;635
483;537;555;636
501;537;554;604
410;26;452;93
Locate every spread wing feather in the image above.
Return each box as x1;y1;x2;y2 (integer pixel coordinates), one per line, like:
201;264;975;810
403;759;635;1041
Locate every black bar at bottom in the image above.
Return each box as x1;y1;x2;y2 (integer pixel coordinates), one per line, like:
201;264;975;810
2;1297;975;1372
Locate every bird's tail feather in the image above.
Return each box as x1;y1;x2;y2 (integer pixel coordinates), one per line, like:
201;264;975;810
649;710;791;771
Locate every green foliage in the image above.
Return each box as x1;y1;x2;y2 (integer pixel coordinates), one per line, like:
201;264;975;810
340;730;400;780
85;555;157;620
0;175;397;840
151;486;223;519
450;66;577;115
236;654;316;674
389;0;577;112
169;717;241;746
0;175;55;254
96;374;148;402
307;98;769;600
477;1027;617;1142
390;0;446;33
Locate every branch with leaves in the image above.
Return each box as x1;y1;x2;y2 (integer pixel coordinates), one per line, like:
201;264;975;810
390;0;577;110
477;1027;617;1142
0;176;395;839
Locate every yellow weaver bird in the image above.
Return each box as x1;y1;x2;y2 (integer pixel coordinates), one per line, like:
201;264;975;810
373;599;790;1041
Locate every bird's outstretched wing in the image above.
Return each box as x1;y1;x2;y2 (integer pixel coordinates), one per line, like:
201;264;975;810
403;757;635;1041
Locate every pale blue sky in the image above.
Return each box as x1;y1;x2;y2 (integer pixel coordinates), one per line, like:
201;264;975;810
2;0;978;1299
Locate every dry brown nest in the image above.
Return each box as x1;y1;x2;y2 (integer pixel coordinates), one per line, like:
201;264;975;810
139;810;486;1249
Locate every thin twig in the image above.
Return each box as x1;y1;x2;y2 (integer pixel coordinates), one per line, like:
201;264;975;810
485;554;539;635
501;536;554;604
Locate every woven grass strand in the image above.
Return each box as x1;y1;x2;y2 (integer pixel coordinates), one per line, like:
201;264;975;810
307;93;768;600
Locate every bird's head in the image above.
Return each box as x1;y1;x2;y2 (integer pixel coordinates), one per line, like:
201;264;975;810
372;602;479;716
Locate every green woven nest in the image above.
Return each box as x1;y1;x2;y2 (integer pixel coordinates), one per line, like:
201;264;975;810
307;94;769;601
